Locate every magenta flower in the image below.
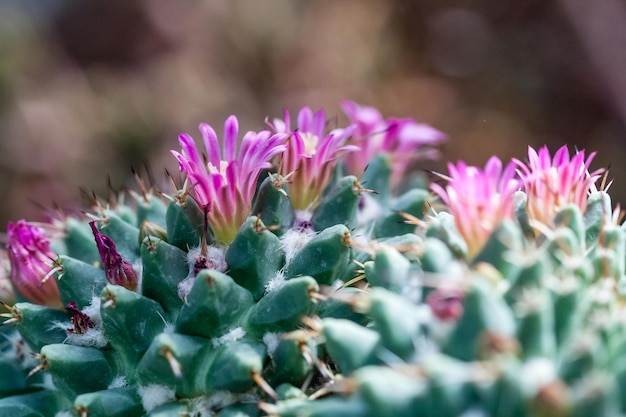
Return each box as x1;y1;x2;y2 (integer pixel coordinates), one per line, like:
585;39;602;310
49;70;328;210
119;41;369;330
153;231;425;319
430;157;519;258
90;221;138;291
268;106;358;210
341;100;445;189
514;145;603;226
172;116;287;243
7;220;62;308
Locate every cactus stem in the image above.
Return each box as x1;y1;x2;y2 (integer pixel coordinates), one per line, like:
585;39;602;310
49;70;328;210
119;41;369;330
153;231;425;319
161;347;182;379
252;370;278;400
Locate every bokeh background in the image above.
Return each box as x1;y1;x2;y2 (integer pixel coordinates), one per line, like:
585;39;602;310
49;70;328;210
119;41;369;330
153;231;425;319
1;0;625;227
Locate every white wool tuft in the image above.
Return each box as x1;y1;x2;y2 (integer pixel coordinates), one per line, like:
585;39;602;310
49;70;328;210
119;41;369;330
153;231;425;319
64;327;108;349
177;276;195;301
262;332;282;359
138;384;176;413
54;297;108;348
211;327;246;348
280;227;315;266
187;393;258;417
107;376;128;389
264;270;286;294
163;320;176;334
83;296;103;323
520;358;557;396
186;245;227;274
355;193;383;229
179;245;228;300
133;259;143;295
206;245;227;272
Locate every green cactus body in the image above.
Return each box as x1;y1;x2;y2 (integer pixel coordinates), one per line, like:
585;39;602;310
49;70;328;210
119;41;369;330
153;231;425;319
1;106;625;417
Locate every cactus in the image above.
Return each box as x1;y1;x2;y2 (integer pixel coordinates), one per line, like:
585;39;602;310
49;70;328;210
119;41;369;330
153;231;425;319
0;102;623;417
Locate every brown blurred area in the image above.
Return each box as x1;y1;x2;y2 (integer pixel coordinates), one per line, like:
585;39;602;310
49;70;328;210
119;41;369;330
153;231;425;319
0;0;625;227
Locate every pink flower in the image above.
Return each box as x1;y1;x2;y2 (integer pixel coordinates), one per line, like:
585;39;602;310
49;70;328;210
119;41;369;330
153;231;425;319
268;106;358;210
430;157;519;258
7;220;62;308
341;100;445;189
514;145;603;226
172;116;287;243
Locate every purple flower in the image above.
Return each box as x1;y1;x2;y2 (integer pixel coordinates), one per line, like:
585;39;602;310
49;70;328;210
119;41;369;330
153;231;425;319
90;221;138;291
7;220;62;308
514;145;603;226
430;157;519;258
172;116;287;243
268;106;358;210
341;100;445;188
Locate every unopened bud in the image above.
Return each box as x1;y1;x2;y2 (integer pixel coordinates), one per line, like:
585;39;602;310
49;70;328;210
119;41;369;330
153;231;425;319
90;221;138;291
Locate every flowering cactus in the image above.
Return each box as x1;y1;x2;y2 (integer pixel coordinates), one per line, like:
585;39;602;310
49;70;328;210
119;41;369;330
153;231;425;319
1;102;624;417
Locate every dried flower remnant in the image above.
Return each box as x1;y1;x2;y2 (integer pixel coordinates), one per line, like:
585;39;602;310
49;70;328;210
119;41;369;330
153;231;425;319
269;106;358;210
7;220;62;308
341;100;445;188
514;145;603;227
430;157;519;258
172;116;287;243
66;301;94;334
89;221;138;291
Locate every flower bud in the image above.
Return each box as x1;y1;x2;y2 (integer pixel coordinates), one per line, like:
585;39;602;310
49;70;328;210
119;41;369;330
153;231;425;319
90;221;138;291
7;220;62;308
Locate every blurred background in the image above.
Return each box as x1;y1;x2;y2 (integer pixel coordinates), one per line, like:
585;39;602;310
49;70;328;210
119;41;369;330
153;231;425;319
0;0;625;226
